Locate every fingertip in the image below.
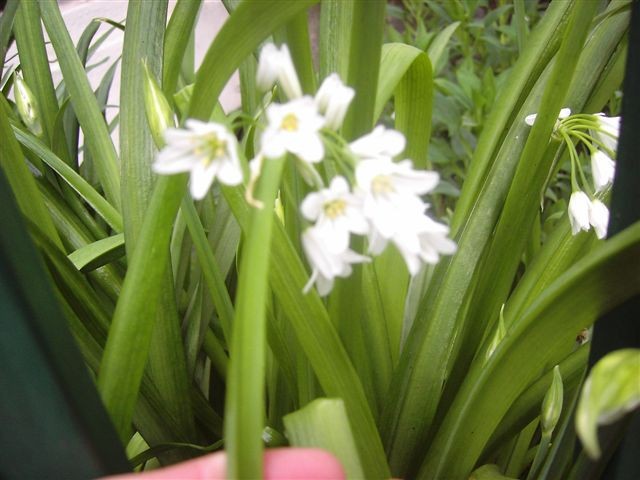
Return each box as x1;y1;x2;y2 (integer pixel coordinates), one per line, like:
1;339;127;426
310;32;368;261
264;448;345;479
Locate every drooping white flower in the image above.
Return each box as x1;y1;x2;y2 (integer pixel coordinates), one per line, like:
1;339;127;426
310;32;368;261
524;107;571;127
349;126;406;159
568;191;592;235
300;176;368;253
261;97;325;163
592;113;620;153
589;199;609;240
302;226;370;296
256;43;302;100
315;73;355;130
355;156;439;238
385;214;457;275
153;119;242;200
591;150;615;193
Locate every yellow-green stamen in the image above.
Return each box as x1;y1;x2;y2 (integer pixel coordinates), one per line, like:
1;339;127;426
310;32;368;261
281;113;299;132
324;199;347;219
372;175;394;194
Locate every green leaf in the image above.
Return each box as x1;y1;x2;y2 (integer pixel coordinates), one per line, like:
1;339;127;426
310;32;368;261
469;464;518;480
12;124;123;232
225;157;285;479
576;349;640;459
284;398;365;480
0;96;62;249
419;220;640;478
0;0;18;67
68;234;125;272
318;0;353;80
163;0;202;97
97;0;318;445
342;0;386;140
13;0;59;141
426;21;461;75
40;0;121;210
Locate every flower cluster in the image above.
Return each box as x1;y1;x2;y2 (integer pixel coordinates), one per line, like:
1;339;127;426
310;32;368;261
525;108;619;239
250;44;455;295
152;43;456;296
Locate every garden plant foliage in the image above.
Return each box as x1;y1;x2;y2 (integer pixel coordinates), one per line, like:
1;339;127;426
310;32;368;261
1;0;639;479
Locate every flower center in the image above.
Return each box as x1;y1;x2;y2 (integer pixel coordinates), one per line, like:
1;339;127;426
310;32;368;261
197;133;227;166
281;113;299;132
372;175;394;195
324;199;347;219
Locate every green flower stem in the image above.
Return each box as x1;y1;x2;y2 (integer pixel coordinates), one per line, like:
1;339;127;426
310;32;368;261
224;156;285;479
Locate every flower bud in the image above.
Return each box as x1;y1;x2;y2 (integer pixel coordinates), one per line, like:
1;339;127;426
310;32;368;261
14;73;42;136
142;60;176;148
541;365;563;437
315;73;354;130
591;150;615;193
568;191;591;235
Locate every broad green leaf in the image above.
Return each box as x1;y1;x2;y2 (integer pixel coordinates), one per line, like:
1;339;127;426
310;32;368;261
68;234;125;272
419;220;640;478
284;398;365;480
576;349;640;459
40;0;121;210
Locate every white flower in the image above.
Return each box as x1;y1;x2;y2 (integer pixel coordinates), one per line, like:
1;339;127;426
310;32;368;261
524;107;571;127
592;113;620;153
315;73;355;130
373;214;457;275
591;150;615;192
256;43;302;100
349;126;406;159
261;97;325;163
568;191;592;235
302;226;370;296
300;176;368;253
153;119;242;200
589;199;609;240
355;156;439;238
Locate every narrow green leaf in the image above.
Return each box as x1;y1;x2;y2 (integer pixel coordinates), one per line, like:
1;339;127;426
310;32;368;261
225;157;285;479
13;0;59;141
188;0;319;120
284;398;365;479
68;234;125;272
40;0;121;209
12;124;123;232
419;221;640;478
426;21;461;74
223;186;390;479
0;0;18;67
163;0;202;97
342;0;385;140
274;11;316;94
181;197;234;342
0;96;62;249
318;0;353;80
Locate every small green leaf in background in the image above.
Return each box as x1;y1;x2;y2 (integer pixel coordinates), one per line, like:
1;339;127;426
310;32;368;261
576;349;640;459
284;398;365;480
470;464;518;480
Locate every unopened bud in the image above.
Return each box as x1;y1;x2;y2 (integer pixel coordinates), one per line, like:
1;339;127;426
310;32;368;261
14;73;42;136
541;365;563;437
142;60;175;148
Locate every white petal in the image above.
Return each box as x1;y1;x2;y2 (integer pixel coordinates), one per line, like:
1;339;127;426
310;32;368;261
558;108;572;119
589;200;609;239
524;113;537;126
300;191;324;221
291;133;324;163
591;150;615;192
153;155;195;174
217;158;243;186
189;162;218;200
568;191;592;235
261;131;287;159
